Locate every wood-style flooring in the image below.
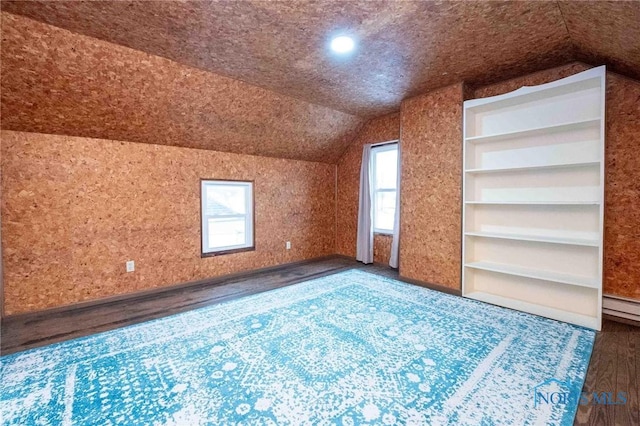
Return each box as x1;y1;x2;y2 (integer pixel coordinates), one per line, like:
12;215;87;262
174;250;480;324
1;256;361;354
575;319;640;426
1;256;638;425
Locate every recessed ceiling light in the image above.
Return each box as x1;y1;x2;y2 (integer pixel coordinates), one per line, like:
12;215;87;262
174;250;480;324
330;35;355;54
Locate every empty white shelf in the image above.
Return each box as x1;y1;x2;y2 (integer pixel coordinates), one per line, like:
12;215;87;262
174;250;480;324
464;231;599;247
465;261;599;288
465;291;599;329
465;118;601;144
465;161;600;174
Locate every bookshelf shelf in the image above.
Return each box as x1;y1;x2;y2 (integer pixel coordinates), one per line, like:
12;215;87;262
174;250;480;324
462;66;605;330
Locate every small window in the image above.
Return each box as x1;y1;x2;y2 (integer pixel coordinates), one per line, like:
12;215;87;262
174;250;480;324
201;180;254;256
371;143;398;234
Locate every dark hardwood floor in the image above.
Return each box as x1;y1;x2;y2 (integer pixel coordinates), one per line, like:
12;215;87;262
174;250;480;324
0;256;359;354
575;319;640;426
1;257;638;425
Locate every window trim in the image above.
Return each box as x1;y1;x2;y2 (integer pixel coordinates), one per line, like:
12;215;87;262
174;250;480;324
200;179;256;257
371;142;399;235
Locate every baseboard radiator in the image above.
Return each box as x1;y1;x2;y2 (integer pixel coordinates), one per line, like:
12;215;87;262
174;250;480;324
603;295;640;323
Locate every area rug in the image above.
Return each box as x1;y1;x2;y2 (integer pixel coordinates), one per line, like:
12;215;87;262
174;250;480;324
1;269;594;425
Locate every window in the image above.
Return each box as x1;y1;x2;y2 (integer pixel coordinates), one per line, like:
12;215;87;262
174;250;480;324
371;143;398;234
201;180;254;256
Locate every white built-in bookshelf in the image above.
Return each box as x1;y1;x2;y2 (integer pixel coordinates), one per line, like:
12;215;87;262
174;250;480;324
462;66;605;330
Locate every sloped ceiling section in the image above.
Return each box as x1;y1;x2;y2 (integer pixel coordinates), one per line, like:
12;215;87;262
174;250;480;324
1;1;639;162
558;1;640;82
0;12;364;163
1;0;577;117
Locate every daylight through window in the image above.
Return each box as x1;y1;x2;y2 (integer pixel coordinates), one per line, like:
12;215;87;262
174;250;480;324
371;143;398;233
201;180;254;255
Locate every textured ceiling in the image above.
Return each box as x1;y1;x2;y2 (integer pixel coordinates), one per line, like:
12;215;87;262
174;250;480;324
558;1;640;82
5;0;629;117
1;1;639;162
0;12;363;163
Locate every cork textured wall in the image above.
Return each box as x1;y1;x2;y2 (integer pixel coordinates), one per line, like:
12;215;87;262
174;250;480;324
399;84;464;290
373;234;393;265
336;113;400;262
474;63;640;301
1;131;336;315
0;12;363;164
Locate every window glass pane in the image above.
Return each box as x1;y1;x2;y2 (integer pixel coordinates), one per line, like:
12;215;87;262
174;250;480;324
374;190;396;231
207;217;246;249
202;180;253;254
374;149;398;189
205;184;247;215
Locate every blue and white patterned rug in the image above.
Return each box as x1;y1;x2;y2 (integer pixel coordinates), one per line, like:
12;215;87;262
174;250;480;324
1;270;594;425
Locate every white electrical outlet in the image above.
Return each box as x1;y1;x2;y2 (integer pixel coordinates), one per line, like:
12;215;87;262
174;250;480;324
286;241;291;250
126;260;135;272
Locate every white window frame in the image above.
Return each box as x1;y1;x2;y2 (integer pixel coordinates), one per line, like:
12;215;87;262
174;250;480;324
371;143;398;235
201;180;254;256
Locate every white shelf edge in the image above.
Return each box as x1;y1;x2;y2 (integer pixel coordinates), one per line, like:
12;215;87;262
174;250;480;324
462;66;605;331
464;118;600;143
464;200;600;206
464;291;599;329
464;67;605;109
464;261;599;289
465;161;600;174
464;231;599;247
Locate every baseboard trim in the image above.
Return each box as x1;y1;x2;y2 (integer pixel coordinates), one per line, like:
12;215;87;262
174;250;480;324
4;254;350;320
290;255;461;297
333;254;394;268
399;275;462;296
333;254;355;261
603;294;640;324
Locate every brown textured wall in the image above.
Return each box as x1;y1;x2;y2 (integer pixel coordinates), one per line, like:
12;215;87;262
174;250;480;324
473;63;640;301
1;131;336;315
373;234;393;265
336;113;400;261
0;145;3;317
399;84;464;290
0;12;363;164
603;74;640;301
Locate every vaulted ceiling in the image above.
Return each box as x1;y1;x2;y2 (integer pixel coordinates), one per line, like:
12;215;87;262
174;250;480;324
1;1;639;162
